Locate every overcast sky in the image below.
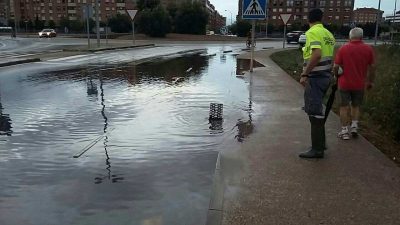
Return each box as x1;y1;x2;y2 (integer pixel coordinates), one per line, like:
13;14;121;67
211;0;398;25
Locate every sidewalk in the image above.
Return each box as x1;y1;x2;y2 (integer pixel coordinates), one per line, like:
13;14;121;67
207;50;400;225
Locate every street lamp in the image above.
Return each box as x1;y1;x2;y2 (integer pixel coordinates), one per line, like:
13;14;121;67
374;0;381;45
225;9;233;26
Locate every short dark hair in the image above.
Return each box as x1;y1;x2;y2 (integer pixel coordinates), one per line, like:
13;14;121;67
308;8;323;23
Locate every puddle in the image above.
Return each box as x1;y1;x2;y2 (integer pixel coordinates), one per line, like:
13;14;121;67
0;51;258;225
236;58;265;75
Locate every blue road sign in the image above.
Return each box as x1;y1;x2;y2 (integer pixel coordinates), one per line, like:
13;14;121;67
242;0;267;20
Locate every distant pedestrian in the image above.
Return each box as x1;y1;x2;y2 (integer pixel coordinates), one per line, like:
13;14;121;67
299;8;335;159
334;27;376;140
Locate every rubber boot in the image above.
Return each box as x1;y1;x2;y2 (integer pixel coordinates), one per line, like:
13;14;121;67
299;116;325;159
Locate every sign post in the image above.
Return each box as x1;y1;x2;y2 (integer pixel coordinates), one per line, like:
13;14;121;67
83;5;94;49
280;14;292;49
242;0;267;72
126;9;138;46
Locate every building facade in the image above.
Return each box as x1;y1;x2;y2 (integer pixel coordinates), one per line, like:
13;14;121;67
354;7;383;24
385;11;400;24
7;0;135;25
238;0;355;27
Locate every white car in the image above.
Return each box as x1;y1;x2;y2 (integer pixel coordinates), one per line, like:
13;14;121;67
298;34;306;46
38;29;57;38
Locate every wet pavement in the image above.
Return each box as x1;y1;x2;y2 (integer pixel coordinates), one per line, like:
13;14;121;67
0;48;262;225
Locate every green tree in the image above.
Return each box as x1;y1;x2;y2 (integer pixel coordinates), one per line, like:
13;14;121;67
137;0;160;10
175;1;208;35
235;20;252;37
59;17;70;29
34;16;45;30
69;20;83;32
108;14;132;33
136;6;171;37
48;20;56;28
167;3;178;32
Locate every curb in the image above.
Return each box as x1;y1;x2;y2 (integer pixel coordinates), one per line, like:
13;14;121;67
0;58;41;67
205;152;224;225
62;44;156;52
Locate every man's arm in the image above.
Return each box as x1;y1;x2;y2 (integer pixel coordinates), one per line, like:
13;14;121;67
303;48;322;75
332;64;340;77
300;48;321;86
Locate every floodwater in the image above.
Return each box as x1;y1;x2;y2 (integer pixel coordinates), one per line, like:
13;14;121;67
0;50;260;225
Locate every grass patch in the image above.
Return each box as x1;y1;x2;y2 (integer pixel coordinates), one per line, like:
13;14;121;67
271;46;400;166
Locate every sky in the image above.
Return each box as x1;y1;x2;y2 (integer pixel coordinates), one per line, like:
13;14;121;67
211;0;399;25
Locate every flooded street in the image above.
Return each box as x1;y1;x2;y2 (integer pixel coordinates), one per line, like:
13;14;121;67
0;48;260;225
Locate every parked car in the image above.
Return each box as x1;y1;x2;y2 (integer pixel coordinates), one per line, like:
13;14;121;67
298;34;307;46
286;31;304;43
38;29;57;38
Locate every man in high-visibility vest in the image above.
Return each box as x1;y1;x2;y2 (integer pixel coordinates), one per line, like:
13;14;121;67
299;8;335;159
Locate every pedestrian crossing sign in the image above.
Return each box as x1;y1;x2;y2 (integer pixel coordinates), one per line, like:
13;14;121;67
242;0;267;20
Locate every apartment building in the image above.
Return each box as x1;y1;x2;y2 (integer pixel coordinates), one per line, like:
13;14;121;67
7;0;135;25
238;0;355;27
354;7;383;24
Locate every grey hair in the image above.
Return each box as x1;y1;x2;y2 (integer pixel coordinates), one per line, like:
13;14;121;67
349;27;363;40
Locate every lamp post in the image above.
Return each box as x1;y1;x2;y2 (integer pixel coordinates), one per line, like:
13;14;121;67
225;10;233;34
392;0;398;42
374;0;381;46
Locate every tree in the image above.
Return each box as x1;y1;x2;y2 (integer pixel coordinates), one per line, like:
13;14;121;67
59;17;70;29
34;16;45;30
69;20;83;32
235;20;252;37
108;14;131;33
167;3;178;32
48;20;56;28
175;1;208;35
136;6;171;37
137;0;160;10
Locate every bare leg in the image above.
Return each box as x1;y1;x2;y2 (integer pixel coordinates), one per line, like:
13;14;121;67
351;106;360;122
340;106;350;127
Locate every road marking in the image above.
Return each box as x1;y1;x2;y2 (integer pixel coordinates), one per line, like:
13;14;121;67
47;54;90;62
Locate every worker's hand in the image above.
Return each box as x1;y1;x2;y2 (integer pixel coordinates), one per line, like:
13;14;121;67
300;76;308;87
300;73;308;86
366;82;374;90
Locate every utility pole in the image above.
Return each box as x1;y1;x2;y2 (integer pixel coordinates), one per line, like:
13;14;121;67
95;0;100;47
392;0;398;42
374;0;381;46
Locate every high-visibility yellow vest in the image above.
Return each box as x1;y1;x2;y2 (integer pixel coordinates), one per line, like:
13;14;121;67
302;23;335;73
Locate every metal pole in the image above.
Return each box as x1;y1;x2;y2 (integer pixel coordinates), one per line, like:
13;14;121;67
95;0;100;47
392;0;398;42
132;20;135;45
374;0;381;46
283;24;287;48
86;5;90;49
265;18;269;38
106;20;108;46
250;20;256;72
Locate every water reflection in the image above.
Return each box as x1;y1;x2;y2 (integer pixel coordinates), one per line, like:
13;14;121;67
94;76;124;184
0;94;12;136
236;58;265;76
235;66;255;142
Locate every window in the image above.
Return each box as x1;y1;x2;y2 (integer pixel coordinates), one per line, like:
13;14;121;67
304;8;308;12
304;0;308;6
273;8;277;12
287;8;292;12
279;8;283;12
320;0;325;7
272;16;277;19
329;8;333;12
336;8;340;12
286;0;293;7
335;16;339;19
303;16;307;19
336;1;340;6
